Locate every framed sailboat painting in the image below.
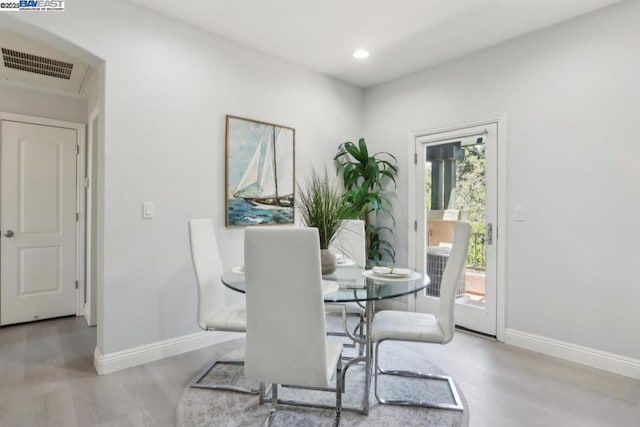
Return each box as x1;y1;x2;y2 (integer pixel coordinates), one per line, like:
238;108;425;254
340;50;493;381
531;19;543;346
225;115;295;226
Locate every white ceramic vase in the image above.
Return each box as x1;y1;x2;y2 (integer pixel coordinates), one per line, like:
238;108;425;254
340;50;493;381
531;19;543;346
320;249;337;275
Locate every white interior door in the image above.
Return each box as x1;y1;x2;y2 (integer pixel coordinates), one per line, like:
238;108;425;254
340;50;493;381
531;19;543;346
414;122;498;336
1;120;78;325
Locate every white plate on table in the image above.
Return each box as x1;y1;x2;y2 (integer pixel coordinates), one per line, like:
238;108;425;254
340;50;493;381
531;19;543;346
372;266;411;277
362;267;422;282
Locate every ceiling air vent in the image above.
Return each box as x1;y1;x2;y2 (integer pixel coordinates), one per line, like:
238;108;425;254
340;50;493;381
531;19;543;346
1;47;73;80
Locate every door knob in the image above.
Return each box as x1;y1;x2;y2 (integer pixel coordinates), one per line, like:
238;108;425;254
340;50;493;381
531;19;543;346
3;230;14;237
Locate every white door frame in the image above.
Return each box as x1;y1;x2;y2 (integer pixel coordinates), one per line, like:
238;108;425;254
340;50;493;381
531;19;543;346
84;105;98;326
0;111;87;319
407;113;507;342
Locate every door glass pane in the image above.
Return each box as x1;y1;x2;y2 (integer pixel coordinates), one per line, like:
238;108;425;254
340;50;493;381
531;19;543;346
425;137;486;307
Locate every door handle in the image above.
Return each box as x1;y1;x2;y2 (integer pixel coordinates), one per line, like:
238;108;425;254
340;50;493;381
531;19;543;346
486;223;492;246
3;230;14;238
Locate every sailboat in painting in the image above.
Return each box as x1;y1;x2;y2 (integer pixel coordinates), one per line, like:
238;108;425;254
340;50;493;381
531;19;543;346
233;126;294;209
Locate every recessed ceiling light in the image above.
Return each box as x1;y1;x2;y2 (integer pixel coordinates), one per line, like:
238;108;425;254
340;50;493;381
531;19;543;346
353;49;370;59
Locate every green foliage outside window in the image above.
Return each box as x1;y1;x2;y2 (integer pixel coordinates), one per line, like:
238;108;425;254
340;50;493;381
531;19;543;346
425;143;487;269
456;144;486;269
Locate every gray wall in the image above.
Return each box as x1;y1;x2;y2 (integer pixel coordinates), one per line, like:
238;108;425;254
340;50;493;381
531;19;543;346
13;0;363;354
11;0;638;366
0;84;87;122
364;1;640;359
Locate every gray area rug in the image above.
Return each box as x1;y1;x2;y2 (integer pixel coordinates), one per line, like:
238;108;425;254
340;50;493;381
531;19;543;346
176;342;469;426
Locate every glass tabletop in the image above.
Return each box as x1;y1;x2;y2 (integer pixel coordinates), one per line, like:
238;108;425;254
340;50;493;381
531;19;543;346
221;265;429;303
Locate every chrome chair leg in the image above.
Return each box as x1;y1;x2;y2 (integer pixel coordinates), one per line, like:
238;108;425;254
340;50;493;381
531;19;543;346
327;305;363;353
264;384;278;426
335;357;342;426
355;314;365;356
190;360;259;394
374;340;464;411
259;352;343;424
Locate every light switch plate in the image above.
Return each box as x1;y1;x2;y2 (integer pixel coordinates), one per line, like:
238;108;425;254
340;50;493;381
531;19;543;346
143;202;154;219
514;206;525;222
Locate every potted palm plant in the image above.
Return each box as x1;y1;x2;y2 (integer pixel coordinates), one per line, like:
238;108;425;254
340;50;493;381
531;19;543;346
298;169;346;274
334;138;399;264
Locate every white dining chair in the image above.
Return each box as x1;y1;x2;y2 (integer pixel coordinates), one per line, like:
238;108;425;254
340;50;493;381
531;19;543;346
327;219;366;355
244;226;343;425
187;218;257;394
371;221;471;410
329;219;367;268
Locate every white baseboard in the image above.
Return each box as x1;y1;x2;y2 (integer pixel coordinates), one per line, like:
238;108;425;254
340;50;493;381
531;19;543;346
504;328;640;380
94;330;241;375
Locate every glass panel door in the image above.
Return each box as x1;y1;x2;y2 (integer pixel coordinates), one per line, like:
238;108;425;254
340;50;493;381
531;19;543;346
414;123;497;336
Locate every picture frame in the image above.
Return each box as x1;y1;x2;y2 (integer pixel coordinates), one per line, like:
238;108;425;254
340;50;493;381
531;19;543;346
225;115;295;226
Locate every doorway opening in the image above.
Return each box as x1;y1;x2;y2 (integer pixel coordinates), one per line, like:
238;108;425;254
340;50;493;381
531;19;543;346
412;118;505;339
0;17;104;336
0;116;84;325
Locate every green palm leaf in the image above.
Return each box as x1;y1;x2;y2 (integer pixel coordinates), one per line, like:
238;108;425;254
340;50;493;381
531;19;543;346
334;138;399;264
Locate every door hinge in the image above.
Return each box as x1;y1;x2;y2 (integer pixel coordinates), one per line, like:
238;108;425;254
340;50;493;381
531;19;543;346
84;177;90;188
414;220;418;231
76;144;80;155
76;212;79;221
414;152;418;164
75;280;79;289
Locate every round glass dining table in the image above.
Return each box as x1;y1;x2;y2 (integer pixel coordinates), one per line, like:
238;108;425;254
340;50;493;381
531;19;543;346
221;265;429;303
220;265;429;415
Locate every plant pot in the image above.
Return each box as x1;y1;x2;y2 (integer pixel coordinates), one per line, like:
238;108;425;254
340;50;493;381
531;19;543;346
320;249;337;275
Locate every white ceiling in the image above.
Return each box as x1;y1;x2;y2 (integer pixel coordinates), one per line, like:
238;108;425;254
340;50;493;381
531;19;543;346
130;0;621;88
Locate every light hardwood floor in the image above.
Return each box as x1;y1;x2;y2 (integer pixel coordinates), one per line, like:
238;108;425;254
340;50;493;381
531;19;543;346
0;316;638;426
